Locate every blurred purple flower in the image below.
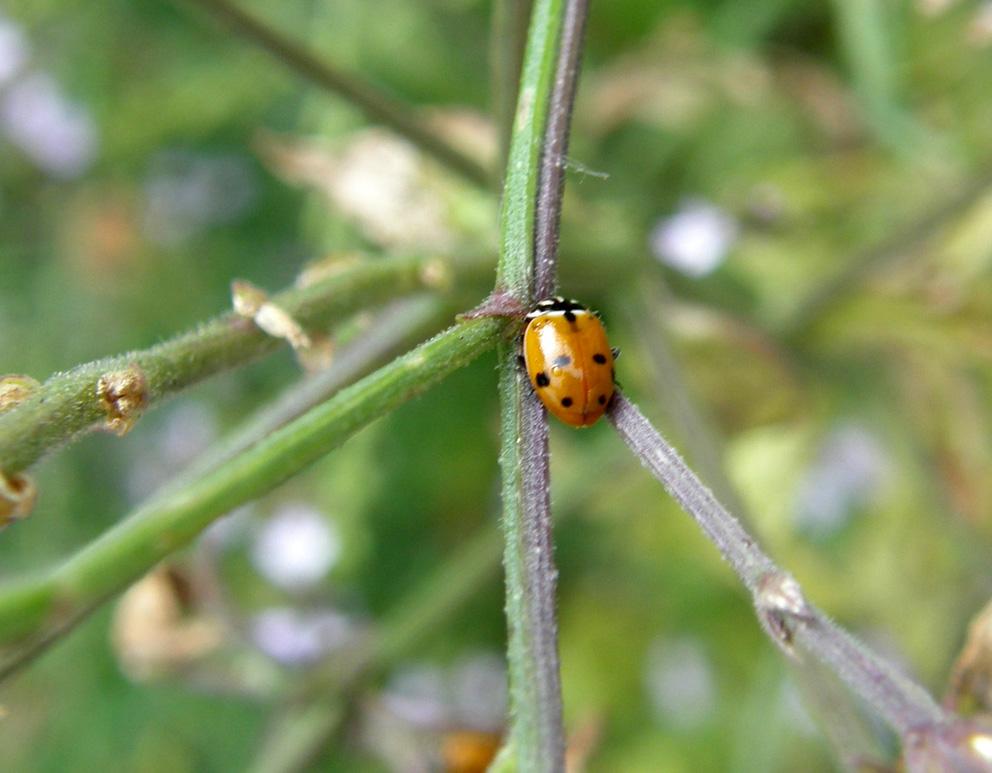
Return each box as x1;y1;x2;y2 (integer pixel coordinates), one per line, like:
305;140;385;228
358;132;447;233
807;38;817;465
384;654;507;731
793;425;889;537
0;72;97;177
251;606;355;665
384;663;449;726
142;150;257;245
449;654;508;732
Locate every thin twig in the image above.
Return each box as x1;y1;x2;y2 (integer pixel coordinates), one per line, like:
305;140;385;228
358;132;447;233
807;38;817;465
153;298;444;501
606;391;959;740
177;0;493;189
533;0;587;301
0;255;451;477
498;349;565;771
0;317;506;678
630;279;755;528
493;0;588;768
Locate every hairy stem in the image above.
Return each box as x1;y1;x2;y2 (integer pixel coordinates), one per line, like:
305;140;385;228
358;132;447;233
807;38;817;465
533;0;587;300
607;391;949;739
0;255;449;477
494;0;589;769
0;317;505;678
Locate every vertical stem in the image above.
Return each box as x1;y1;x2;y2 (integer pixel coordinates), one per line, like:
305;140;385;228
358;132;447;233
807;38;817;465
498;343;565;771
493;0;589;768
495;0;563;301
533;0;588;301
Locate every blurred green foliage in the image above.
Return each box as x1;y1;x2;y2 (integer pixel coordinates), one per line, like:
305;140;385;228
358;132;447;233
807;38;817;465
3;0;992;771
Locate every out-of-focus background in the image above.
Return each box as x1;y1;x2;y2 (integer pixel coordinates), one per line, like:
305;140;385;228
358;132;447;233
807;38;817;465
3;0;992;770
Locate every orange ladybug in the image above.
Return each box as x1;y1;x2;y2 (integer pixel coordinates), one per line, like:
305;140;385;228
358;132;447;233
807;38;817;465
522;297;616;427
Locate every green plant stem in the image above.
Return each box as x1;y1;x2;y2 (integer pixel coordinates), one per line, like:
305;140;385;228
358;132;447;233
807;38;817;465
495;0;563;301
494;0;578;768
155;298;446;501
498;344;563;772
0;254;451;477
0;316;505;678
178;0;493;190
494;0;591;767
533;0;587;300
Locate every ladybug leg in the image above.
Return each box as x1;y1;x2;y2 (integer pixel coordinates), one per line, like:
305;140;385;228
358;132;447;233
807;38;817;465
611;347;621;360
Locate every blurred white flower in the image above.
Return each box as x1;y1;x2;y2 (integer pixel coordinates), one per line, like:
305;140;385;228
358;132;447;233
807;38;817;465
252;503;341;591
449;653;508;732
0;72;97;177
793;425;888;538
0;17;28;87
384;663;450;726
645;637;716;729
142;150;258;245
251;606;355;665
649;197;738;277
383;653;507;731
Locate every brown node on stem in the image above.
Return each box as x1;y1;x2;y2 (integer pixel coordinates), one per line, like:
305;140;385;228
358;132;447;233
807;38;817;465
232;279;334;371
96;364;149;436
457;289;528;322
0;375;41;413
754;571;812;659
945;599;992;715
0;470;37;526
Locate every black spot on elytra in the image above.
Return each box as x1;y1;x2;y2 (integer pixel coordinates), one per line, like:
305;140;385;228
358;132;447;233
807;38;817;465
592;353;607;364
553;355;571;368
598;395;606;405
564;310;576;323
561;397;573;407
535;372;550;387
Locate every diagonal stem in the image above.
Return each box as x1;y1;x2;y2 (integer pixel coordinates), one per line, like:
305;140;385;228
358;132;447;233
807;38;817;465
177;0;493;189
0;317;505;678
